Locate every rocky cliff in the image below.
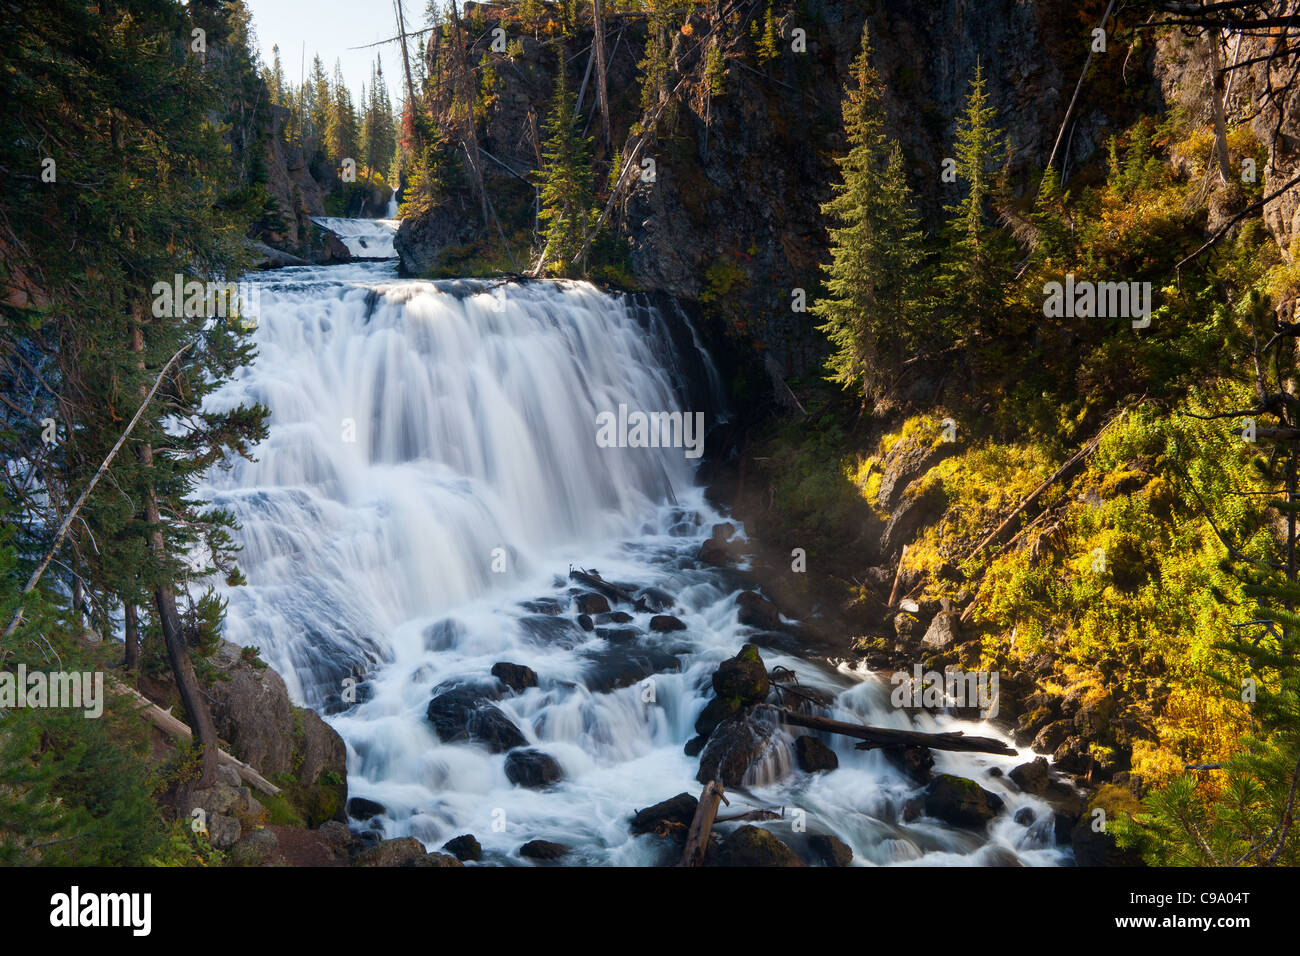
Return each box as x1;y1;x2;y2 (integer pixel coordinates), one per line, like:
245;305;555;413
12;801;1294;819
396;0;1155;375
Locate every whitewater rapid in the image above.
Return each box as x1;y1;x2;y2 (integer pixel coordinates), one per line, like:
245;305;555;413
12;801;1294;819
199;249;1069;866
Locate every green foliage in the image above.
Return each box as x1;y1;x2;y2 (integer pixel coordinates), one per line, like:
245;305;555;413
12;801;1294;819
812;27;927;405
537;60;596;276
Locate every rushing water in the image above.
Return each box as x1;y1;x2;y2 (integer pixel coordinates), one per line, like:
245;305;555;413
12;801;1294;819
200;237;1070;866
311;217;400;259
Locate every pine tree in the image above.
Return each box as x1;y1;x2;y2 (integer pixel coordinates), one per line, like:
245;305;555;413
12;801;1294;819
937;61;1009;346
811;27;927;404
537;60;595;276
326;60;359;166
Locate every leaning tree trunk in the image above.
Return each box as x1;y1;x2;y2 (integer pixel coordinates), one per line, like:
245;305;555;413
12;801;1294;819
129;319;219;789
123;602;139;669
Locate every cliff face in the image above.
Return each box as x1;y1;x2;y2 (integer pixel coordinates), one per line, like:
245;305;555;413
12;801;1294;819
395;0;1151;374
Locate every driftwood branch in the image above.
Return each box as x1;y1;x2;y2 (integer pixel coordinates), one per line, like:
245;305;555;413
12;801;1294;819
111;677;282;796
2;343;191;643
679;779;727;867
770;707;1016;756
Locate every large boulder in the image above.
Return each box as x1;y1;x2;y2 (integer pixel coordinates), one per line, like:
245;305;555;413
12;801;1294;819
504;748;564;788
630;793;698;838
519;840;569;861
491;661;538;693
1070;784;1145;866
1009;757;1051;795
876;431;958;512
354;837;427;867
696;711;782;787
736;591;783;631
711;644;770;705
694;695;743;739
923;774;1005;829
920;611;963;651
441;834;482;862
426;687;527;753
717;826;805;867
794;735;839;773
806;833;853;867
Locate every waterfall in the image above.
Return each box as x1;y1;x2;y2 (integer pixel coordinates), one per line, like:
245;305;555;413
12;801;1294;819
200;241;1067;866
311;217;400;259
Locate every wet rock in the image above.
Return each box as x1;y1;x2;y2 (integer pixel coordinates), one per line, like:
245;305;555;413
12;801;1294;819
519;840;569;861
884;745;934;785
412;852;464;867
505;748;564;789
684;735;707;757
520;599;562;615
922;774;1005;829
426;688;527;753
696;711;781;787
441;834;482;862
582;646;680;693
736;591;782;630
694;695;742;738
902;796;924;822
355;837;427;867
1032;719;1073;755
346;796;386;821
518;614;585;647
717;826;804;867
423;618;466;651
1009;757;1051;795
794;735;839;773
711;643;770;704
595;611;634;624
711;522;736;541
575;592;611;615
630;792;698;838
650;614;687;632
491;661;538;693
576;614;594;632
1014;807;1036;826
698;537;730;566
595;626;641;643
635;586;676;612
807;833;853;867
921;611;963;651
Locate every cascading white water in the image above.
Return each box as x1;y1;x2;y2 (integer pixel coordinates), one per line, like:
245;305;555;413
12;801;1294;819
201;238;1070;866
311;217;399;259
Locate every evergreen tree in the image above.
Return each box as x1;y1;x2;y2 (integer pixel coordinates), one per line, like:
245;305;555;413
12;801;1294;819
812;27;927;404
937;61;1010;346
326;60;359;166
537;60;595;276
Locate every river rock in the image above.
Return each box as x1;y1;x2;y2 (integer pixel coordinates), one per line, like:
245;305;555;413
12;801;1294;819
412;852;464;867
441;834;482;861
923;773;1005;828
634;586;676;612
575;592;611;615
227;827;282;866
354;837;427;867
1009;756;1051;795
711;643;770;704
807;832;853;867
736;590;782;630
698;537;730;566
576;614;594;632
520;599;563;615
696;711;781;787
346;796;386;821
711;522;736;541
885;745;935;785
630;792;698;837
694;694;743;738
1032;719;1073;755
426;688;528;752
491;661;538;693
1014;807;1036;826
650;614;687;632
504;748;564;788
794;735;839;773
921;610;963;650
717;826;804;867
595;611;634;624
519;839;569;860
582;645;680;693
1070;785;1144;866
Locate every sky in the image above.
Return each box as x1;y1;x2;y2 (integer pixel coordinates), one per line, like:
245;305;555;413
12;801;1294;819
244;0;428;105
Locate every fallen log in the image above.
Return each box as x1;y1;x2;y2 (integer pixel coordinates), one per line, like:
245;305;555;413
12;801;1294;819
714;807;783;824
569;567;636;604
770;707;1016;756
679;779;727;867
110;678;283;797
